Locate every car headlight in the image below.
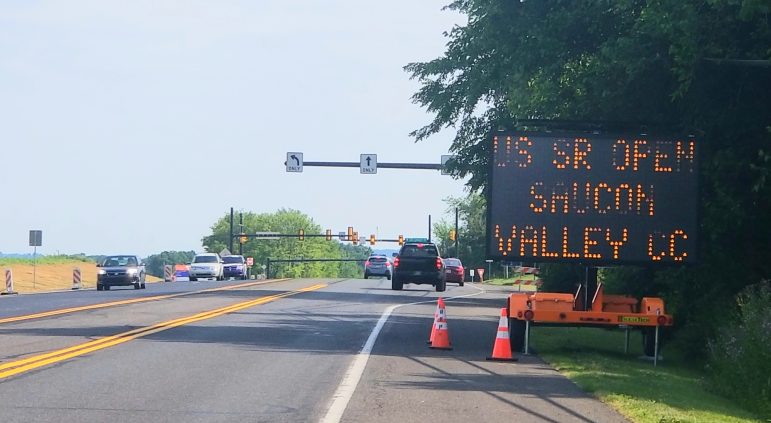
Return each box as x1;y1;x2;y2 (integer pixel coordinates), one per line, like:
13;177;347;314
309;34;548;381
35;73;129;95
98;269;106;275
127;268;138;275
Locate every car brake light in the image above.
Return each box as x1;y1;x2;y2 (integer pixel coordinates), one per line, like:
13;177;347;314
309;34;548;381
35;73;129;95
393;257;400;268
435;257;442;270
385;261;391;267
365;261;371;267
417;243;424;248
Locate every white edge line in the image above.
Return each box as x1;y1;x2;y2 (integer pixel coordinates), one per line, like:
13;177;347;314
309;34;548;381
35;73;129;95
320;283;486;423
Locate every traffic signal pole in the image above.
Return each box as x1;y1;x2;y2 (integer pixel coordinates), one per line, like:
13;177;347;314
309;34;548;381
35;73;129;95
229;207;234;252
239;212;244;255
297;161;442;170
455;207;459;260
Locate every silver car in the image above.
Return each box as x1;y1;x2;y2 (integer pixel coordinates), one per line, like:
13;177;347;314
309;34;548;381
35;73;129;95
364;255;392;280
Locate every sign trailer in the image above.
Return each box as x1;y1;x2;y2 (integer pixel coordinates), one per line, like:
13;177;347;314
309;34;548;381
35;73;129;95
487;131;697;364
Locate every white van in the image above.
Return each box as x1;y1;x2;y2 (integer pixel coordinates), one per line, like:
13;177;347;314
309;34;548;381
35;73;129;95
188;253;224;281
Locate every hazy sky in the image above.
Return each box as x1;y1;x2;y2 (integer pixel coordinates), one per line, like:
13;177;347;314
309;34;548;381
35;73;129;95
0;1;468;257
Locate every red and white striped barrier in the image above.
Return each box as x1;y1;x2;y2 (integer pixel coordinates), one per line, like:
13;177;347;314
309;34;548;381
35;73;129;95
2;268;17;295
163;265;174;282
512;279;543;287
515;266;540;275
72;267;82;290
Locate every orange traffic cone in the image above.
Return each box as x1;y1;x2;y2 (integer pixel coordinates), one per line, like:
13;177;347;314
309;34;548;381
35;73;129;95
428;297;445;344
429;304;452;350
486;307;517;361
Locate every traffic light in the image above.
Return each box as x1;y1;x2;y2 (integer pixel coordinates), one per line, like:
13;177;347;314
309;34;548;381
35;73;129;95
239;233;248;244
369;234;376;246
398;235;404;246
449;229;456;241
352;231;359;245
347;226;354;241
298;229;305;241
325;229;332;241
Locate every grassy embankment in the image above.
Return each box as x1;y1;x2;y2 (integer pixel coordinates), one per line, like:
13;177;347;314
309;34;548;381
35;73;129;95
532;326;763;423
480;276;761;422
0;256;160;292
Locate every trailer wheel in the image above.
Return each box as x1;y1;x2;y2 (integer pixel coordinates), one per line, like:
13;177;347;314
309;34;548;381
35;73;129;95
509;318;526;352
642;327;658;357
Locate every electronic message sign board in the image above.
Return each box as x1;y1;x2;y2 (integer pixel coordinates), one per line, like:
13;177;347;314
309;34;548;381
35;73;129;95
487;131;698;265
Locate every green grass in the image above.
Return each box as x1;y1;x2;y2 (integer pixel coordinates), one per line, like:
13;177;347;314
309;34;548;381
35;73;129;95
484;273;539;287
0;255;95;266
532;327;763;423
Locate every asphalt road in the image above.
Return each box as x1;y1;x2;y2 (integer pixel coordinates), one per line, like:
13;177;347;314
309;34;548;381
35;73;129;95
0;278;627;422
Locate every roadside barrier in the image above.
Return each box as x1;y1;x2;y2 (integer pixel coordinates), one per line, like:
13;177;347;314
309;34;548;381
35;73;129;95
174;264;189;282
476;268;485;282
2;269;17;295
72;267;82;290
515;266;540;275
163;265;173;282
428;300;452;350
487;308;517;362
511;279;543;287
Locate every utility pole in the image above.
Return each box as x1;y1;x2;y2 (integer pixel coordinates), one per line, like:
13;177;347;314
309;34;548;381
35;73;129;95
238;212;244;256
428;214;432;242
229;207;234;253
454;207;459;260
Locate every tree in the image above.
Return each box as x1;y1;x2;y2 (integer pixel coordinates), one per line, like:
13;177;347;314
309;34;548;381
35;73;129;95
144;251;196;278
407;0;771;358
201;209;354;278
433;193;488;270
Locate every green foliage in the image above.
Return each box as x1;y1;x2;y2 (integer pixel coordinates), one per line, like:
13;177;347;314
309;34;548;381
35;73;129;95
536;326;762;423
539;263;584;293
201;209;365;279
407;0;771;365
433;193;487;269
707;282;771;418
0;255;95;266
144;251;196;278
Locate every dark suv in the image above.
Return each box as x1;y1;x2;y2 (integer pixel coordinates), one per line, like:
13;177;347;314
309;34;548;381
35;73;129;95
391;242;446;292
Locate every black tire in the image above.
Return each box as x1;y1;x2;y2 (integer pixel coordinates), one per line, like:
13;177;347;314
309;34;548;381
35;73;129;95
509;318;526;352
189;277;197;282
96;284;103;291
141;283;146;289
133;282;141;290
459;281;465;287
104;285;111;291
391;277;403;290
436;279;446;292
364;273;369;279
386;273;391;281
642;327;659;357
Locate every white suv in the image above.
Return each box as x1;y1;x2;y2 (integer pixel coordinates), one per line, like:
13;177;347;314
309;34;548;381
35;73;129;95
189;253;224;281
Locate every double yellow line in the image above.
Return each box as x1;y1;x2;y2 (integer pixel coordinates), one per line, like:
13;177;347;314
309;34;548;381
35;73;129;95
0;279;289;325
0;283;326;381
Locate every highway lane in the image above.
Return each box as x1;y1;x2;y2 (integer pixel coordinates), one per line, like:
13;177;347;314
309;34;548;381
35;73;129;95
0;278;279;321
0;278;626;422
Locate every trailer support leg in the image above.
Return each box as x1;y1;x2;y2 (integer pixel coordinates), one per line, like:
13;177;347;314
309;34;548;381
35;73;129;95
524;319;530;355
624;326;630;354
654;324;660;367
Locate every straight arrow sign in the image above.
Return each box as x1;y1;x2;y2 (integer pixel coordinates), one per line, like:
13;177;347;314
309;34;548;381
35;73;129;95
360;154;377;174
